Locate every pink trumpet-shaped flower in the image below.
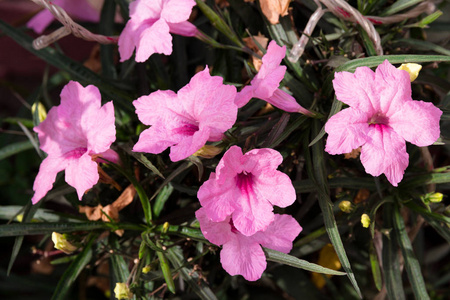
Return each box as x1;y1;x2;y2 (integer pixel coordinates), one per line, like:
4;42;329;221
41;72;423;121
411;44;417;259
32;81;117;204
325;60;442;186
235;40;310;114
27;0;100;34
196;208;302;281
118;0;198;62
133;67;238;162
197;146;296;236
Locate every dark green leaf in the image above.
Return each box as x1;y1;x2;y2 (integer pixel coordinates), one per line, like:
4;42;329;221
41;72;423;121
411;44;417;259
0;141;34;161
0;222;106;237
153;184;174;218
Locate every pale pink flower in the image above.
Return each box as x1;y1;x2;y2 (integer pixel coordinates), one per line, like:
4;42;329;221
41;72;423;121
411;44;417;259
133;67;237;162
325;60;442;186
197;146;296;236
32;81;117;204
235;40;310;114
27;0;100;34
196;208;301;281
118;0;198;62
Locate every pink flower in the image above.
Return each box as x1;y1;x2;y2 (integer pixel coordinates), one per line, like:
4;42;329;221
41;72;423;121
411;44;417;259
118;0;198;62
133;67;237;162
235;40;310;114
197;146;296;236
27;0;100;34
325;60;442;186
196;208;301;281
32;81;117;204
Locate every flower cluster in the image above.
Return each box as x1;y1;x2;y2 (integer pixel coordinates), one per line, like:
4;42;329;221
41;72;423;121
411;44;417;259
196;146;302;280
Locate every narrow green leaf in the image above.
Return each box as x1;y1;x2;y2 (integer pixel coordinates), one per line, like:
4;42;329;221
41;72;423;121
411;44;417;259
99;0;118;79
51;235;96;300
125;148;164;179
264;248;346;275
150;162;193;201
393;39;450;56
382;203;406;300
400;172;450;189
7;201;41;275
308;120;362;298
393;204;430;299
309;96;342;147
416;10;443;27
110;237;130;283
0;222;106;237
0;205;84;223
153;184;174;218
369;241;382;291
268;115;308;148
381;0;424;16
166;246;218;300
0;140;34;161
156;242;176;294
359;25;377;56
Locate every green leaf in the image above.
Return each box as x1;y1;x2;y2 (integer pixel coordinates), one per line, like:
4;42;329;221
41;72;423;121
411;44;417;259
381;0;424;16
393;204;430;299
99;0;118;79
166;246;218;300
153;184;174;218
382;203;406;300
0;140;34;161
156;242;176;294
0;205;84;223
369;241;382;291
51;234;96;300
109;235;130;284
308;120;362;298
0;222;106;237
268;115;308;148
393;39;450;56
264;248;346;276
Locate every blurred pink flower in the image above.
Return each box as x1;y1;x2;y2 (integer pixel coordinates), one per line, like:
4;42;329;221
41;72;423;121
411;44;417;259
118;0;197;62
235;40;310;114
32;81;117;204
197;146;296;236
27;0;100;34
196;208;301;281
133;67;237;162
325;60;442;186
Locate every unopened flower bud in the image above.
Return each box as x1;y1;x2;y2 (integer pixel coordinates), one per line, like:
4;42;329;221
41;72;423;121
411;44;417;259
339;200;353;213
397;63;422;82
142;265;151;274
52;232;77;254
428;192;444;203
114;282;132;300
162;222;170;234
193;145;223;158
361;214;371;228
31;102;47;122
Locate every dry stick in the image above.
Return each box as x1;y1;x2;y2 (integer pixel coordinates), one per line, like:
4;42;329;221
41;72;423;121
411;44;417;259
29;0;118;50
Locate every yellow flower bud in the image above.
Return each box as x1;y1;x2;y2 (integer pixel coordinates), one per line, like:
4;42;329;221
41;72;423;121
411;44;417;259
339;200;353;213
311;244;341;289
114;282;132;300
397;63;422;82
16;214;24;222
192;145;223;158
31;102;47;122
52;232;77;254
361;214;371;228
428;192;444;203
142;265;151;274
162;222;170;234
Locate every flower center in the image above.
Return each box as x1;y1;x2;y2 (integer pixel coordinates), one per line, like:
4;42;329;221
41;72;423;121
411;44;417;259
368;112;389;126
65;147;88;159
173;122;199;136
236;171;254;197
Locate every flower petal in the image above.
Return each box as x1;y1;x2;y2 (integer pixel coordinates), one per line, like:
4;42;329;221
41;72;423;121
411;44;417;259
168;21;198;37
195;207;233;246
161;0;196;23
389;100;442;147
253;171;296;208
254;214;302;253
133;125;177;155
135;19;172;62
220;235;267;281
133;90;178;126
261;88;307;113
215;146;244;184
26;10;54;34
65;153;99;200
86;101;116;154
32;156;68;204
118;20;138;62
360;125;409;186
197;173;238;222
325;107;370;155
169;126;210;161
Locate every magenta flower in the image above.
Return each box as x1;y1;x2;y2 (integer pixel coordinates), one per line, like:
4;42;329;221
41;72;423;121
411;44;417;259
325;60;442;186
133;67;237;162
32;81;117;204
235;40;310;114
197;146;296;236
118;0;198;62
196;208;302;281
27;0;100;34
